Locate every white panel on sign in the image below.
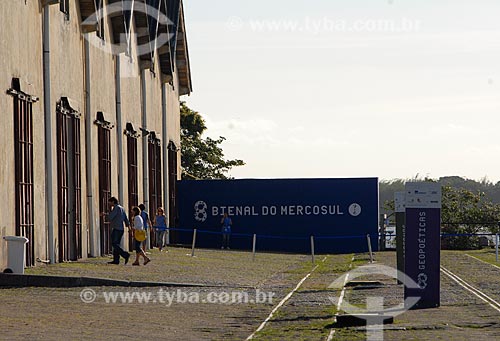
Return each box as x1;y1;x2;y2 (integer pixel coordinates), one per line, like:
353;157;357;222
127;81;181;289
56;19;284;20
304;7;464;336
405;182;442;209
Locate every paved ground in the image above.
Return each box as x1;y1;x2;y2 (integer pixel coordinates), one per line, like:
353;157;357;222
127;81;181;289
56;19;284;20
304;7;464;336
1;248;499;340
2;247;313;340
331;250;500;341
24;247;309;288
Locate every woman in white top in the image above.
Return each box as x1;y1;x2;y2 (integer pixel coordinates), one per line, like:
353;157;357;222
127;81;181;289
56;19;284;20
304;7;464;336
131;206;151;266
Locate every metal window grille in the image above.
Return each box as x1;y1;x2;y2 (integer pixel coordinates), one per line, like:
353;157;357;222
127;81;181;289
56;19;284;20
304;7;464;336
98;126;112;255
56;101;82;262
127;135;138;251
148;138;162;247
13;94;35;266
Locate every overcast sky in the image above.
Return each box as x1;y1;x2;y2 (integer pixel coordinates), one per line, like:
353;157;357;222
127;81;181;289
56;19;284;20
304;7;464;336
182;0;500;181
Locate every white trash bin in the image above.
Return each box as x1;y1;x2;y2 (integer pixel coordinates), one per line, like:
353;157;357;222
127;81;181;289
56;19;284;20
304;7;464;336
3;236;29;274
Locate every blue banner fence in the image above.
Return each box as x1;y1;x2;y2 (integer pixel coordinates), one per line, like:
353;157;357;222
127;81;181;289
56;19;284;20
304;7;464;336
153;227;499;263
155;226;376;263
383;232;499;263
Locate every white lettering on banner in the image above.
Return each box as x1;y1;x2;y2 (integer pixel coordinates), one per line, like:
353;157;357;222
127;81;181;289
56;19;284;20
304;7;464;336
203;204;360;218
262;206;278;216
418;211;426;271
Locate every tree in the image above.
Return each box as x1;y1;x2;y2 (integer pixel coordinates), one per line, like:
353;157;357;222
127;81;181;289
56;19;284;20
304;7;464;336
441;185;500;249
383;181;500;250
180;102;245;179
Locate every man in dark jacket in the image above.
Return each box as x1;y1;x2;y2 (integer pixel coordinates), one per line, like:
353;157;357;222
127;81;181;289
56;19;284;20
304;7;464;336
105;197;131;264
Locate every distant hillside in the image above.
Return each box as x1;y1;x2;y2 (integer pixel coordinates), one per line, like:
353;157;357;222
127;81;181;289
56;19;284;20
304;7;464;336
379;176;500;214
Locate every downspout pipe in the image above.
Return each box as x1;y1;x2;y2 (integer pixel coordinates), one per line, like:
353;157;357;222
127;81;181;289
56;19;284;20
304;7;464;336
141;70;149;211
42;5;55;264
141;70;150;250
116;55;126;251
116;55;124;205
84;35;96;257
161;83;169;244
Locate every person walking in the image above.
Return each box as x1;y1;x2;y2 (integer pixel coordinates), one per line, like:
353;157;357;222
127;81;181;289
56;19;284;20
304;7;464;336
154;207;168;252
105;197;131;265
131;206;151;266
139;204;152;251
221;213;232;250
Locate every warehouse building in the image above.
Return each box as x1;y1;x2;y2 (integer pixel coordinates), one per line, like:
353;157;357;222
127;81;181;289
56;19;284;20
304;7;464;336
0;0;192;269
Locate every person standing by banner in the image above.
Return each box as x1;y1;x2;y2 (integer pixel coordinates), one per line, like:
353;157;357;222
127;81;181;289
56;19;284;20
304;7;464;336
221;213;232;249
155;207;168;252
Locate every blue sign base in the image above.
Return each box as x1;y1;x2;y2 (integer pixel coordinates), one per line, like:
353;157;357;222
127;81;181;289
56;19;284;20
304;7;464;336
404;208;441;309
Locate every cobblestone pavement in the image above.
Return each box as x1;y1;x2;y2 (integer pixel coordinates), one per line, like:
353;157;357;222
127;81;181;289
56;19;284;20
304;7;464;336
25;247;309;288
2;249;499;340
1;247;314;340
245;250;500;340
336;251;500;341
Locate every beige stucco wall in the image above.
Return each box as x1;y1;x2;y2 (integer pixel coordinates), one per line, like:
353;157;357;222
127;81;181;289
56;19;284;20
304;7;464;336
0;1;45;270
166;71;181;149
84;11;120;255
144;58;164;139
118;54;143;212
168;67;182;181
115;28;144;252
141;53;164;214
48;2;88;261
117;37;185;227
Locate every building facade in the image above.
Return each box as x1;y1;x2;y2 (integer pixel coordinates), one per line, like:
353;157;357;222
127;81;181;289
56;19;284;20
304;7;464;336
0;0;192;269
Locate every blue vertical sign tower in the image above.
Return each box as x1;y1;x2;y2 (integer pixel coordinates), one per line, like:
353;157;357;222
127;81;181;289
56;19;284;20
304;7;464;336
404;182;441;309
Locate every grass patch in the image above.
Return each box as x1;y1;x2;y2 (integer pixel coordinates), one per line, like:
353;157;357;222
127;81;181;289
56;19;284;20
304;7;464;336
328;327;367;341
464;251;500;267
252;319;333;340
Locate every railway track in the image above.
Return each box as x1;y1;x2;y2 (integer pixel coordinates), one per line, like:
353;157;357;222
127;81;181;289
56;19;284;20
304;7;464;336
440;266;500;313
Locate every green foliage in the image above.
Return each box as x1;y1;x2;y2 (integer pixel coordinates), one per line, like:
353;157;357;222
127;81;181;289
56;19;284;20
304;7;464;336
381;178;500;250
441;185;500;249
383;199;395;213
180;102;207;137
180;102;245;179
